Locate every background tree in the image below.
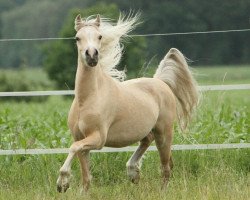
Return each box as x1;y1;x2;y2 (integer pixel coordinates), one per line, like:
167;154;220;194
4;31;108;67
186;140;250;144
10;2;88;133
0;0;250;70
0;0;89;68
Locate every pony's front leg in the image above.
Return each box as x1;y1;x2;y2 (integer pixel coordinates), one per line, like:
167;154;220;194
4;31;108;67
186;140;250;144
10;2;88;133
77;150;92;192
57;132;105;193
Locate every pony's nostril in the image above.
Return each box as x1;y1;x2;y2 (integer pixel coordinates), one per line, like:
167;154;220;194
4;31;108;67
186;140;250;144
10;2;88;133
85;49;98;59
94;49;98;56
85;50;89;56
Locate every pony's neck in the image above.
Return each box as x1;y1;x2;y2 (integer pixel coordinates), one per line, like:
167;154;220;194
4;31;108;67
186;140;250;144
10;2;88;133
75;58;103;104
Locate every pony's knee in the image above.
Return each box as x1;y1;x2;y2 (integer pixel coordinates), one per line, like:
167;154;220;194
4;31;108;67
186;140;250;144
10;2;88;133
69;142;82;154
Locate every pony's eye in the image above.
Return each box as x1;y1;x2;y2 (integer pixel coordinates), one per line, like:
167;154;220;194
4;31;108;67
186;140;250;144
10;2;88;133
98;35;102;40
75;37;80;41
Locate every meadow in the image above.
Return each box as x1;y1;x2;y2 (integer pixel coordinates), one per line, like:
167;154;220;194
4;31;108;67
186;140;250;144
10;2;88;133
0;66;249;199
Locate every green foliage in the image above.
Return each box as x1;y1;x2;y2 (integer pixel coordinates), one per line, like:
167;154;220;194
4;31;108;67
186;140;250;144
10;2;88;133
0;0;89;67
120;36;147;78
108;0;250;65
0;1;61;67
42;40;77;89
0;90;249;149
175;90;250;144
0;97;71;149
0;68;53;102
43;3;147;89
1;0;250;68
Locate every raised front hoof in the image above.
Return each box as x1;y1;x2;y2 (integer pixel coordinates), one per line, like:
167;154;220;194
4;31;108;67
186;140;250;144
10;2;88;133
56;171;71;193
127;166;140;184
131;174;140;184
57;182;69;193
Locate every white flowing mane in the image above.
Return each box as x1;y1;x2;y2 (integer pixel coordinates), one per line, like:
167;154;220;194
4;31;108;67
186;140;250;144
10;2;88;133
84;13;140;81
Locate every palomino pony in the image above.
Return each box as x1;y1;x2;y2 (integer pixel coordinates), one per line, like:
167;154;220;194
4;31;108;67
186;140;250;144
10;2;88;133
57;14;199;193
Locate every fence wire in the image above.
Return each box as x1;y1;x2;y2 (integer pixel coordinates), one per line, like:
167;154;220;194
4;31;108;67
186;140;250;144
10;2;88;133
0;28;250;42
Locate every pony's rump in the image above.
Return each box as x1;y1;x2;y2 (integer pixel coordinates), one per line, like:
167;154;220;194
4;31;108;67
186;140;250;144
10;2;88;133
154;48;199;129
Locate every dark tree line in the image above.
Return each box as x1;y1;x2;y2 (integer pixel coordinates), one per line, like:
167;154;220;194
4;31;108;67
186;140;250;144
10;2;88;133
0;0;250;70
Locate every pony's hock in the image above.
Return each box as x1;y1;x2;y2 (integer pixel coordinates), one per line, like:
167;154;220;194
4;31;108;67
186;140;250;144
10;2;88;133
57;13;199;194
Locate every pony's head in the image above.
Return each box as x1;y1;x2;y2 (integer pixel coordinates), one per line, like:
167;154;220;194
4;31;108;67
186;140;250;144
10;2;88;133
74;13;140;80
75;14;102;67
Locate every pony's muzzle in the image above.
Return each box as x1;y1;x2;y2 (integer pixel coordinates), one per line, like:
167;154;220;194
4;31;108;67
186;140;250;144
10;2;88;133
85;48;98;67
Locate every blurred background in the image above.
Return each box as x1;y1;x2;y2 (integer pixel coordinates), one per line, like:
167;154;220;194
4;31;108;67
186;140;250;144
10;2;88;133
0;2;249;198
0;0;250;92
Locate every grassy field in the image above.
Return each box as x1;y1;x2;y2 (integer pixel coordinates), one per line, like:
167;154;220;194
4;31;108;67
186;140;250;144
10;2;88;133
193;65;250;85
0;66;249;199
142;65;250;85
0;150;249;200
0;68;52;85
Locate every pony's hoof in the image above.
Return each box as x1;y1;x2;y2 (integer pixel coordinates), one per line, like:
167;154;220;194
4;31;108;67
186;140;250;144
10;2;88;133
57;182;69;193
127;166;140;184
131;174;140;184
79;185;90;196
56;171;71;193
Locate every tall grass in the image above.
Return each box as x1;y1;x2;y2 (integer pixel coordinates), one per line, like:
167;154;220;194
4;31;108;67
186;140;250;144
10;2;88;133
0;150;249;200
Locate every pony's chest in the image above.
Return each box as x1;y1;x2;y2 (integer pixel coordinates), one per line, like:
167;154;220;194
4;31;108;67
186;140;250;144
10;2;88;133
69;111;102;139
68;101;102;133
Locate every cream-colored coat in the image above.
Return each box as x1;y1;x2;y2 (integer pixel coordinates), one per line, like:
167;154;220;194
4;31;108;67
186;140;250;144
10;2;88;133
69;62;176;148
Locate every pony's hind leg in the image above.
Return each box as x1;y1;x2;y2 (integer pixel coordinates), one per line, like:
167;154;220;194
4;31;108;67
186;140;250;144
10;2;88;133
154;121;173;187
126;132;154;184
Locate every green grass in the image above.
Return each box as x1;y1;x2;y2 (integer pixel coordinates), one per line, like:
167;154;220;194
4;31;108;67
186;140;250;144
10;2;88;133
0;68;52;86
143;65;250;85
0;66;249;199
0;150;249;200
194;65;250;85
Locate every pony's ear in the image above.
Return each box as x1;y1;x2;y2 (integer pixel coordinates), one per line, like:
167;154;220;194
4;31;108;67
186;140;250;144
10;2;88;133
74;14;84;31
94;14;101;27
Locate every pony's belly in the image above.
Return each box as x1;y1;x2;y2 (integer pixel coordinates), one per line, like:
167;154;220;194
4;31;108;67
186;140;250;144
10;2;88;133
104;131;148;148
105;116;157;148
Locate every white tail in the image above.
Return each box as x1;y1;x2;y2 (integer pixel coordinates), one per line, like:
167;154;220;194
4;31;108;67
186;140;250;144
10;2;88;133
154;48;199;129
